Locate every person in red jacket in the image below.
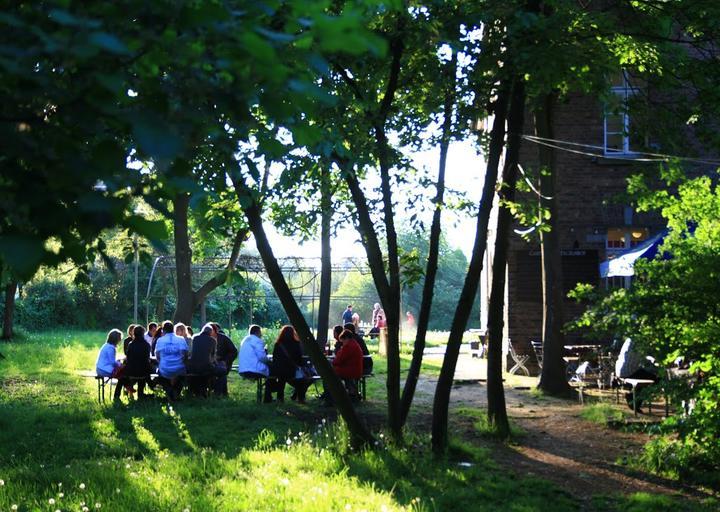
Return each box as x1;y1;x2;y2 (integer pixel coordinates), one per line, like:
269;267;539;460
332;329;363;388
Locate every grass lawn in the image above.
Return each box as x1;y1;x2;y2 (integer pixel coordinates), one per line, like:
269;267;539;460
0;330;707;511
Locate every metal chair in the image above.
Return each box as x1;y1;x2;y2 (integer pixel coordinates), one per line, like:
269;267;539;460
530;340;543;370
508;341;530;376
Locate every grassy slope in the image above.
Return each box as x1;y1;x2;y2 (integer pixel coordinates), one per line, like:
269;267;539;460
0;330;708;511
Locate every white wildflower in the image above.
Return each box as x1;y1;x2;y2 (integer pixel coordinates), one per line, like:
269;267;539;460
95;503;102;509
49;498;56;505
79;483;86;490
58;492;64;498
0;479;4;486
11;505;18;511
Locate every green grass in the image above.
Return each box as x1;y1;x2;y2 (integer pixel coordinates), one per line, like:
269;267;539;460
0;330;713;511
580;403;626;425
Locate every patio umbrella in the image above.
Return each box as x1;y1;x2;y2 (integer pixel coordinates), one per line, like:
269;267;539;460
599;229;669;278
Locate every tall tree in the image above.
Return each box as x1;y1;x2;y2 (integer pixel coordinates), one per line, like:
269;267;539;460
400;49;456;425
231;172;374;448
431;75;512;453
535;93;572;395
486;79;526;437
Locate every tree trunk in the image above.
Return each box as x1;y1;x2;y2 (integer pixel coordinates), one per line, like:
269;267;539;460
316;167;333;349
400;51;456;426
431;80;511;455
173;192;195;324
2;281;18;340
536;93;573;396
487;79;526;438
232;176;374;448
342;168;401;438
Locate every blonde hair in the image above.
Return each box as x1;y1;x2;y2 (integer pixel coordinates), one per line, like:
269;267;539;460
174;322;188;338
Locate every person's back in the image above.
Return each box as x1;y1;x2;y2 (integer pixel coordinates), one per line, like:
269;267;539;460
155;332;188;378
125;337;152;377
333;334;363;380
215;329;238;369
238;327;269;377
95;342;118;378
187;331;216;374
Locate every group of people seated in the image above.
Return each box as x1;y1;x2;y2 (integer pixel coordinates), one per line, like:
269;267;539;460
237;321;373;404
96;318;375;404
95;320;238;401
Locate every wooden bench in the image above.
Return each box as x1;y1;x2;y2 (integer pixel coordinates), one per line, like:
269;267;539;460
95;375;114;404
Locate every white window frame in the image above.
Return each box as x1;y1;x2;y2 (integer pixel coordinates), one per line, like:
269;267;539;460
604;70;638;156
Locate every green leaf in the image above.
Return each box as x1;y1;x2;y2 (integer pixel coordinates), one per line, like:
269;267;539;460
0;235;45;280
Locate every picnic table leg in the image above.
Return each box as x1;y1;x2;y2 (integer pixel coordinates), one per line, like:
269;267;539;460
633;385;638;417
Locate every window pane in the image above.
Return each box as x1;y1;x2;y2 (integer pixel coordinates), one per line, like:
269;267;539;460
606;114;624;133
606;133;624;152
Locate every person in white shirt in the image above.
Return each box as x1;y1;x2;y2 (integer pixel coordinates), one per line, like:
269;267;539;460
238;325;270;378
95;328;132;400
144;322;158;348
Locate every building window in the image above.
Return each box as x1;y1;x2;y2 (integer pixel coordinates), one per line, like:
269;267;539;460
604;71;640;155
606;227;649;251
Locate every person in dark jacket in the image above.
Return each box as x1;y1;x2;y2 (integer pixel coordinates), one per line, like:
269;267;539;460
187;323;226;396
268;325;310;403
211;323;238;395
125;325;153;399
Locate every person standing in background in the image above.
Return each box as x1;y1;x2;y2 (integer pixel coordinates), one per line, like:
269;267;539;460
342;304;354;325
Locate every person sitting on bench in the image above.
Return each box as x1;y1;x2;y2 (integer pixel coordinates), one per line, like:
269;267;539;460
186;323;226;397
332;329;364;400
343;322;372;375
125;325;154;399
268;325;311;404
95;328;133;401
155;321;188;400
238;325;270;379
211;323;238;396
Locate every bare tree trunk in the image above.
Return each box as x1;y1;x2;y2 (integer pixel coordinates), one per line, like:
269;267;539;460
2;281;18;340
536;93;573;396
431;80;511;455
316;167;333;349
173;193;195;324
487;79;526;438
400;51;456;426
232;176;374;448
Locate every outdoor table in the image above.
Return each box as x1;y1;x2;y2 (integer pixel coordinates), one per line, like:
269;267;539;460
623;378;655;416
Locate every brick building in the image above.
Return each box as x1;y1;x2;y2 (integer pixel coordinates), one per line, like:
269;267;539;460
488;77;667;374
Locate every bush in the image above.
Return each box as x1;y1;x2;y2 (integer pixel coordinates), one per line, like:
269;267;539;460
16;279;77;328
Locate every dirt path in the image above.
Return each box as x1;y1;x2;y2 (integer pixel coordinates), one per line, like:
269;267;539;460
411;354;712;504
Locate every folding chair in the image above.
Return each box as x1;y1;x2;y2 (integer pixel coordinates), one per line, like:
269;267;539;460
509;341;530;376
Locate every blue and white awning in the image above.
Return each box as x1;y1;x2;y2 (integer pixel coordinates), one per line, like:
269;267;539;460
599;230;668;278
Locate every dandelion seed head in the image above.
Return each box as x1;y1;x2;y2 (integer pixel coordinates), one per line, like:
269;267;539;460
95;502;102;509
58;492;64;498
79;483;86;489
49;498;56;505
0;479;4;486
11;505;18;511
